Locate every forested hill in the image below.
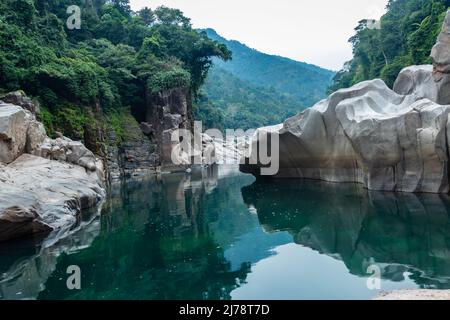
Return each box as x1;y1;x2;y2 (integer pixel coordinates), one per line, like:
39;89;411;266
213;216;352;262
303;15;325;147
204;29;335;106
194;29;334;130
0;0;230;143
329;0;450;92
197;67;306;130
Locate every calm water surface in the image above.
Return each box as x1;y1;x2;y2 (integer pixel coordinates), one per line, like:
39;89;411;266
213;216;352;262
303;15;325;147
1;166;450;300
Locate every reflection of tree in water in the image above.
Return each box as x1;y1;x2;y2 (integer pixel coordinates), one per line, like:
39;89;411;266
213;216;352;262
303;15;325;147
37;172;251;300
241;179;450;289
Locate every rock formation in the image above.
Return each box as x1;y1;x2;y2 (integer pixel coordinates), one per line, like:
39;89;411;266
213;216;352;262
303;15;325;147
145;87;192;172
0;95;105;243
104;87;193;179
241;10;450;194
431;10;450;106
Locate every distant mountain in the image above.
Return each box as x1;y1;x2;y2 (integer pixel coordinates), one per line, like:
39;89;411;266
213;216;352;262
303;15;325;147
198;67;305;130
204;29;334;105
196;29;335;129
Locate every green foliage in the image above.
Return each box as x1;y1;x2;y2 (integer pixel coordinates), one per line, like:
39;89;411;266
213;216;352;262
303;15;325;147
39;105;56;136
33;56;114;106
0;0;230;142
199;67;305;130
204;29;334;108
107;110;126;144
330;0;450;91
147;68;191;94
193;96;225;131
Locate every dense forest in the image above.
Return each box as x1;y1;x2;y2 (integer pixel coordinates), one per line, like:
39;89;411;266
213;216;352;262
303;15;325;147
197;67;306;130
0;0;230;142
198;29;334;129
330;0;450;92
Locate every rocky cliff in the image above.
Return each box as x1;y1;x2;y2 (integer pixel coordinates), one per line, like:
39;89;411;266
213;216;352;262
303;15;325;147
241;10;450;194
104;86;193;179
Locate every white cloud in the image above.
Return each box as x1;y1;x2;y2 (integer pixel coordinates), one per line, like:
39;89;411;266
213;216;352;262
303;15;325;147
129;0;388;70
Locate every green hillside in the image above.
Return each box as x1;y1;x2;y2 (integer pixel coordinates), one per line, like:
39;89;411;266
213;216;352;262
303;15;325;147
204;29;334;106
195;29;334;130
196;67;305;130
330;0;450;92
0;0;229;142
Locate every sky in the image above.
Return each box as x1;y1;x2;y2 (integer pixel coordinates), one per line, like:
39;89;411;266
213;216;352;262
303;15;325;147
129;0;389;71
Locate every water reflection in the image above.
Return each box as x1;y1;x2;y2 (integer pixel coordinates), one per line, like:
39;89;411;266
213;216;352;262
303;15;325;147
242;179;450;288
0;168;450;300
32;166;255;300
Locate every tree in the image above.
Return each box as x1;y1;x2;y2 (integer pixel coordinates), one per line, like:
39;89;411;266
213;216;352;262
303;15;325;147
329;0;449;91
137;7;155;26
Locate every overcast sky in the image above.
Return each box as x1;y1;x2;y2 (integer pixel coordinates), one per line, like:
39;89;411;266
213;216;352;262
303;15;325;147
129;0;389;70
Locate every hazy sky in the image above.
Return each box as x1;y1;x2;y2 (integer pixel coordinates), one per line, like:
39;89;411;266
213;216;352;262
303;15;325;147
129;0;389;70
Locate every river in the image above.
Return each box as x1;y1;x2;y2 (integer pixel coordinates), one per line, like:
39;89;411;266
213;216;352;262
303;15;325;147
1;166;450;300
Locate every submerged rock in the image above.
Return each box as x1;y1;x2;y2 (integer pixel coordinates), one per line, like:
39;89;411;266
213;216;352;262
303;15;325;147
241;10;450;194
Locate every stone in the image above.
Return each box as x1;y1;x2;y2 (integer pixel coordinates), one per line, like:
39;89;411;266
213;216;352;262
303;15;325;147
0;92;106;243
0;91;40;115
26;119;47;154
140;122;153;136
0;103;29;164
393;65;438;100
240;79;450;193
431;10;450;73
241;12;450;194
163;113;183;130
0;154;105;243
430;10;450;105
145;87;192;171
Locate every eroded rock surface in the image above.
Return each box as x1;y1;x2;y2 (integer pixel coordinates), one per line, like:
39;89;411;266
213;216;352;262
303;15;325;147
0;99;105;243
241;10;450;194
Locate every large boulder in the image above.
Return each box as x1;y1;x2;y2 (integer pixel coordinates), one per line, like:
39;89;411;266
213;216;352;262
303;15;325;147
0;103;29;164
0;91;40;115
430;10;450;105
0;154;105;243
393;65;438;100
241;79;450;193
431;10;450;73
241;11;450;194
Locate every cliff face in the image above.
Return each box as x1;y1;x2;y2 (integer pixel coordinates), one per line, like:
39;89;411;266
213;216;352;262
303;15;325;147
145;87;193;171
104;86;192;179
240;10;450;194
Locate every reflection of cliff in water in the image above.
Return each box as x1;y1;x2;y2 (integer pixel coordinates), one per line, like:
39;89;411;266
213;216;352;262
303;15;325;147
241;179;450;288
0;166;256;300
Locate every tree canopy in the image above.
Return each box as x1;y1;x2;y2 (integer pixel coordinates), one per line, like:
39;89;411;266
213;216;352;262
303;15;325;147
0;0;231;138
329;0;450;92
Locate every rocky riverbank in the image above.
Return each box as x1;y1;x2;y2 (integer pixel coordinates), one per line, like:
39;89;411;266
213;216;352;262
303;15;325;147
241;10;450;194
0;95;105;243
